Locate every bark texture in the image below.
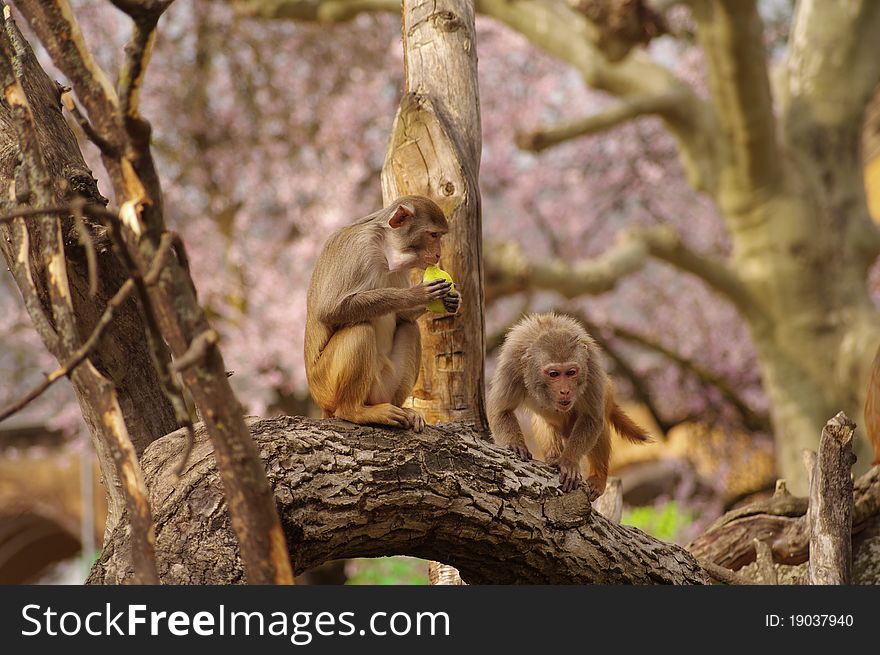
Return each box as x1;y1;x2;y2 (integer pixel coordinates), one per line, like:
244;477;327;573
805;412;856;584
88;416;711;585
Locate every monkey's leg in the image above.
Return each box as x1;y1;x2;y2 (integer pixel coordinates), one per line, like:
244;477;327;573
389;321;425;432
585;425;611;501
313;324;411;429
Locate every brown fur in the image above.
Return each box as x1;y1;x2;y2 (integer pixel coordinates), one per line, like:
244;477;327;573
304;196;459;431
488;312;650;498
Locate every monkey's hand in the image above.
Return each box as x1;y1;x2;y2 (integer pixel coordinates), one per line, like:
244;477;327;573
443;290;461;315
402;408;425;433
556;458;582;493
507;442;532;461
412;278;453;307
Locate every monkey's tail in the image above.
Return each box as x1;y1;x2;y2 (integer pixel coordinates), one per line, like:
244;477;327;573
610;403;652;444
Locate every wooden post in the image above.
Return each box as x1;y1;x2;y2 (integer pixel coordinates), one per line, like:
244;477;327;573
806;412;856;584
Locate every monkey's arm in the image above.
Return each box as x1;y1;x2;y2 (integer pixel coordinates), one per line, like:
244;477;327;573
555;411;605;492
320;279;451;326
487;362;531;461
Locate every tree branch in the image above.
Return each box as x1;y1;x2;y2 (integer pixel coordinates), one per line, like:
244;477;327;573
689;0;782;195
486;226;763;322
516;91;685;152
230;0;397;21
484;235;648;304
89;417;712;585
610;324;771;434
688;463;880;571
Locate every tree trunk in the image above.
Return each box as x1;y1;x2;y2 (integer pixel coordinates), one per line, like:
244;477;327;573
88;417;711;585
381;0;486;429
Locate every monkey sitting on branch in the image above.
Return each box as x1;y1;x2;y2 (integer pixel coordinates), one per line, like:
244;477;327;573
305;195;460;432
488;313;650;498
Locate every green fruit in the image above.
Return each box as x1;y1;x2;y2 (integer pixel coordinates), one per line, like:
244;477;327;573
423;264;454;314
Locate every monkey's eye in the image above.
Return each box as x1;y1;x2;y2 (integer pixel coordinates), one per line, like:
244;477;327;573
566;369;577;377
430;232;440;239
547;370;560;378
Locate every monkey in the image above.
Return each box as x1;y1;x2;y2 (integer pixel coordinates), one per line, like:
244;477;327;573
304;195;460;432
487;312;650;499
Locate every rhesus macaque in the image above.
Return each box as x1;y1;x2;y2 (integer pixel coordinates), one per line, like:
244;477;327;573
305;195;460;432
488;313;650;498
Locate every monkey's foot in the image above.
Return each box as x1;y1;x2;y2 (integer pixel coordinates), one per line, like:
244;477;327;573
335;403;411;429
402;408;425;433
507;443;532;461
557;459;582;493
585;475;606;502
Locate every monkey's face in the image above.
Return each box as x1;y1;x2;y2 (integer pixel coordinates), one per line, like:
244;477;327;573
540;362;582;412
414;227;445;268
387;197;449;269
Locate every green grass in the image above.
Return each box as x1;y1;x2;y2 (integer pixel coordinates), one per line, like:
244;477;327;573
345;557;430;585
622;501;694;543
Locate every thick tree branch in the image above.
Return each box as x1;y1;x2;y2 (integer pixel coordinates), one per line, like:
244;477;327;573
230;0;397;21
486;226;763;322
517;91;684;152
785;1;880;139
689;0;781;197
89;417;712;585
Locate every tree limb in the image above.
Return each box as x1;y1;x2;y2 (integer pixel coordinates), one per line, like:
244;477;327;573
688;464;880;571
689;0;781;196
89;417;712;585
486;226;763;322
516;91;684;152
609;324;771;434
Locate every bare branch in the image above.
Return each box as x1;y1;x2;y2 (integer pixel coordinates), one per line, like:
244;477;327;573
610;324;771;434
231;0;398;22
486;225;763;322
171;330;220;373
484;235;648;303
14;0;123;147
60;90;120;157
517;91;684;152
0;278;134;423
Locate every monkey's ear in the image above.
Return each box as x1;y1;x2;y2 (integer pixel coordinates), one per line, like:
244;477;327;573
388;203;415;229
